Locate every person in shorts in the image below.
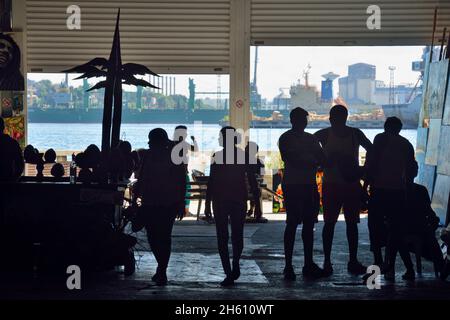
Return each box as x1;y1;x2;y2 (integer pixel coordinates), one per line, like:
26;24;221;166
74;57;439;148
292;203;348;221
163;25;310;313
278;107;327;280
314;105;372;276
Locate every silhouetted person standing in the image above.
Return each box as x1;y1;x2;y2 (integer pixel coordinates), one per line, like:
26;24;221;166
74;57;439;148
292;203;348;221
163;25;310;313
314;105;372;276
279;107;327;280
173;125;199;217
206;126;260;286
135;128;186;286
245;141;265;221
0;117;24;181
366;117;416;280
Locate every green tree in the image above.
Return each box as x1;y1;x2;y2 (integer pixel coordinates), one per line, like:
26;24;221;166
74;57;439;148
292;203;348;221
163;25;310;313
172;94;188;109
34;80;56;107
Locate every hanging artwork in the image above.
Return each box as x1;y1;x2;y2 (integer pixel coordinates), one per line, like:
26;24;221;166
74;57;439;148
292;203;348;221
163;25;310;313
63;9;159;154
419;53;432;127
415;127;428;154
0;0;12;32
442;69;450;125
0;90;12;117
431;174;450;222
416;154;436;198
415;135;435;197
0;33;24;91
425;118;442;166
4;115;25;149
12;91;23;115
437;125;450;176
425;61;449;120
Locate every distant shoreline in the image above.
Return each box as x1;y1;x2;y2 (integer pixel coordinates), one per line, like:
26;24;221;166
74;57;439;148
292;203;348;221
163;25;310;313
27;120;418;130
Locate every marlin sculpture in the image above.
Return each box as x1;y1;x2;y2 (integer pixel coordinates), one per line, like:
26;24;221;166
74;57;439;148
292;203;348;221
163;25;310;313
63;9;159;153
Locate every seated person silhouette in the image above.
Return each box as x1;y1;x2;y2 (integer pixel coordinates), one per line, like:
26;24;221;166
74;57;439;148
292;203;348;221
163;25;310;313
278;107;327;280
134;128;186;286
205;127;260;286
245;141;265;222
366;116;417;280
314;105;372;276
0;117;24;182
403;160;444;277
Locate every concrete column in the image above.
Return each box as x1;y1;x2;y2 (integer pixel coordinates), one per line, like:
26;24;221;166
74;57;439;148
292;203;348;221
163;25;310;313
229;0;251;138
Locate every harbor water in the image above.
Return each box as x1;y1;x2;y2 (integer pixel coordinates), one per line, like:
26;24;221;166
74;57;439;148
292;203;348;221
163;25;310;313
28;123;418;152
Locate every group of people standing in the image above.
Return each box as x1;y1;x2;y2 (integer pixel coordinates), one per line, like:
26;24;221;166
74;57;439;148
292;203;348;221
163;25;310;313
279;105;443;282
0;108;444;287
134;125;261;286
134;104;442;287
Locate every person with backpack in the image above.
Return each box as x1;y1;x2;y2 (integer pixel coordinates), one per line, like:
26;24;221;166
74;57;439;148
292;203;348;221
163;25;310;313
314;105;372;276
134;128;186;286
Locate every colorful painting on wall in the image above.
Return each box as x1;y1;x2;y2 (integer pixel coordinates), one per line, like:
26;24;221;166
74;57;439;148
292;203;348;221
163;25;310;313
3;115;25;149
12;91;23;115
0;90;12;117
1;90;23;117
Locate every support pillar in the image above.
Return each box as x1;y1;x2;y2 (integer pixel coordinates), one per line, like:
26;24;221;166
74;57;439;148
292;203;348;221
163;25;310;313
229;0;251;138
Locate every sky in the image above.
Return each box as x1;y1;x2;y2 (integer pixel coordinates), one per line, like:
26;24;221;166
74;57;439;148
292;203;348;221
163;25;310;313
28;46;424;101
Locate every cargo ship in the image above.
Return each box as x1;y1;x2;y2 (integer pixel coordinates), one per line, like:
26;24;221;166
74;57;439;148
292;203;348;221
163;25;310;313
28;107;228;124
381;94;422;128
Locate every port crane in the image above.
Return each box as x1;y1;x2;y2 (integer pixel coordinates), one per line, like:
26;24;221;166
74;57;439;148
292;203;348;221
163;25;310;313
303;64;311;88
406;74;423;104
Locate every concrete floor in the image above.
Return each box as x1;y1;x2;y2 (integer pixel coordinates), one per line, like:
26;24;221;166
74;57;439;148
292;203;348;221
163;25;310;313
1;215;450;300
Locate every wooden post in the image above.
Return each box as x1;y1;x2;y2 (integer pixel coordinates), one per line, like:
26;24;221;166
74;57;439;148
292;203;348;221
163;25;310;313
430;7;438;63
439;27;447;61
